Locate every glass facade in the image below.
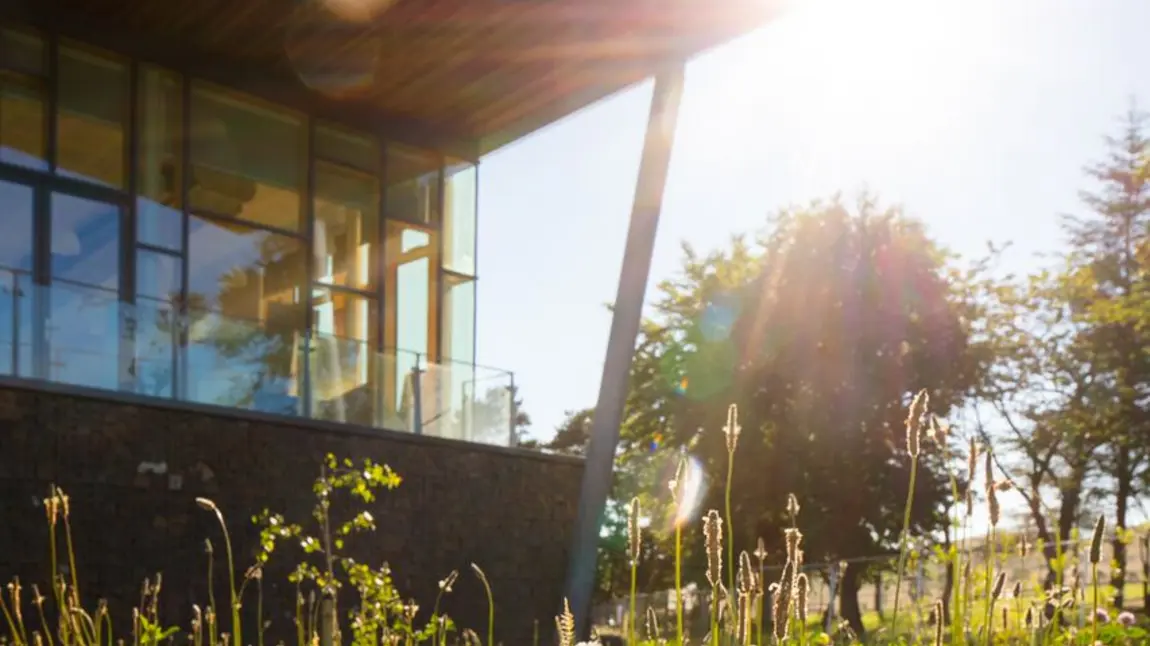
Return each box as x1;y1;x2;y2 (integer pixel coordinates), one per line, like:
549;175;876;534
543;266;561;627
0;25;511;446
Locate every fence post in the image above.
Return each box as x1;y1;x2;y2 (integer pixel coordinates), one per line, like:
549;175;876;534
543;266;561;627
825;564;839;634
874;572;882;616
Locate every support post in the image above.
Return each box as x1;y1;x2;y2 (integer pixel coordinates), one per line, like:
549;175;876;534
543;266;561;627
562;63;686;638
411;357;423;434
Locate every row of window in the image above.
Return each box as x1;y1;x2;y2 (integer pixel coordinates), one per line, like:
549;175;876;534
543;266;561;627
0;25;498;442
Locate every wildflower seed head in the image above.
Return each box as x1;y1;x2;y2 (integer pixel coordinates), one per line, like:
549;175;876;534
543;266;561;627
44;495;59;527
991;572;1006;601
645;606;659;640
786;493;801;520
905;389;928;457
195;497;219;512
967;438;979;483
795;573;809;623
737;551;754;595
1090;515;1105;565
929;415;950;443
627;497;642;564
1019;540;1030;558
557;599;575;646
1024;606;1034;628
703;510;723;588
987;484;1000;528
722;403;741;453
984;446;995;491
754;537;767;563
784;527;803;563
1012;580;1022;599
438;570;459;593
965;489;974;517
996;480;1013;492
469;563;490;590
771;566;793;642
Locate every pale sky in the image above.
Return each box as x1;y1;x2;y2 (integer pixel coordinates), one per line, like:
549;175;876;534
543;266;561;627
476;0;1150;444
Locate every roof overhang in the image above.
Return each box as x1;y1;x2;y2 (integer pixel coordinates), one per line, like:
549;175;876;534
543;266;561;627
5;0;784;158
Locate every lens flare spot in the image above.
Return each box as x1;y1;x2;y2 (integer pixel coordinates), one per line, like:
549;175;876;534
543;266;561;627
699;296;740;343
665;454;707;532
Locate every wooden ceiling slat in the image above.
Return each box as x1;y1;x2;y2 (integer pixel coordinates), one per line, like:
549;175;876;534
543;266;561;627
25;0;777;153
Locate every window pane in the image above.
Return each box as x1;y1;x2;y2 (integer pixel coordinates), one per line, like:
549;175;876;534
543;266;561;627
57;45;128;187
138;66;183;250
51;193;121;290
310;287;378;425
138;204;183;251
46;281;121;390
190;85;304;231
0;28;45;76
316;123;378;172
443;161;477;275
441;274;475;364
315;161;378;290
313;287;376;343
188;215;305;324
0;180;34;273
186;216;306;415
384;222;436;420
385;146;439;223
137;249;182;301
133;297;177;398
0;181;33;377
0;78;47;170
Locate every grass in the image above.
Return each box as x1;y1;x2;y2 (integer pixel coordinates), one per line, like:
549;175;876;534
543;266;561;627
3;398;1150;646
606;400;1149;646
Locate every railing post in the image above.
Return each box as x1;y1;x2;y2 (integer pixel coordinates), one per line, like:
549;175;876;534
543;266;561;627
300;330;313;418
507;372;517;447
10;272;21;375
411;353;423;435
563;63;686;638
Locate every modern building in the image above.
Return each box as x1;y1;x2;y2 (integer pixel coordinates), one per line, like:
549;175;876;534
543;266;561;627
0;0;772;641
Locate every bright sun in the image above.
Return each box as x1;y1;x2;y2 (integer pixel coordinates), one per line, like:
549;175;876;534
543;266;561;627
682;0;1004;172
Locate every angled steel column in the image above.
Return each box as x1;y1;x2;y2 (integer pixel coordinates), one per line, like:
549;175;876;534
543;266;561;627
563;63;686;637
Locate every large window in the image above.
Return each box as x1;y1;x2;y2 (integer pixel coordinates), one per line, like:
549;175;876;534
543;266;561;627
47;193;123;390
186;215;306;411
311;123;381;424
190;84;306;232
0;28;492;438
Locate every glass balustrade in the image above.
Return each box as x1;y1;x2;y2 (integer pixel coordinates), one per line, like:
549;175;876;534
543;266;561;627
0;269;517;447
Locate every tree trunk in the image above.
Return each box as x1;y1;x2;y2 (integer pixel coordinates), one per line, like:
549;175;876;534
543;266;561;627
839;558;865;637
1114;449;1131;609
1043;469;1084;590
